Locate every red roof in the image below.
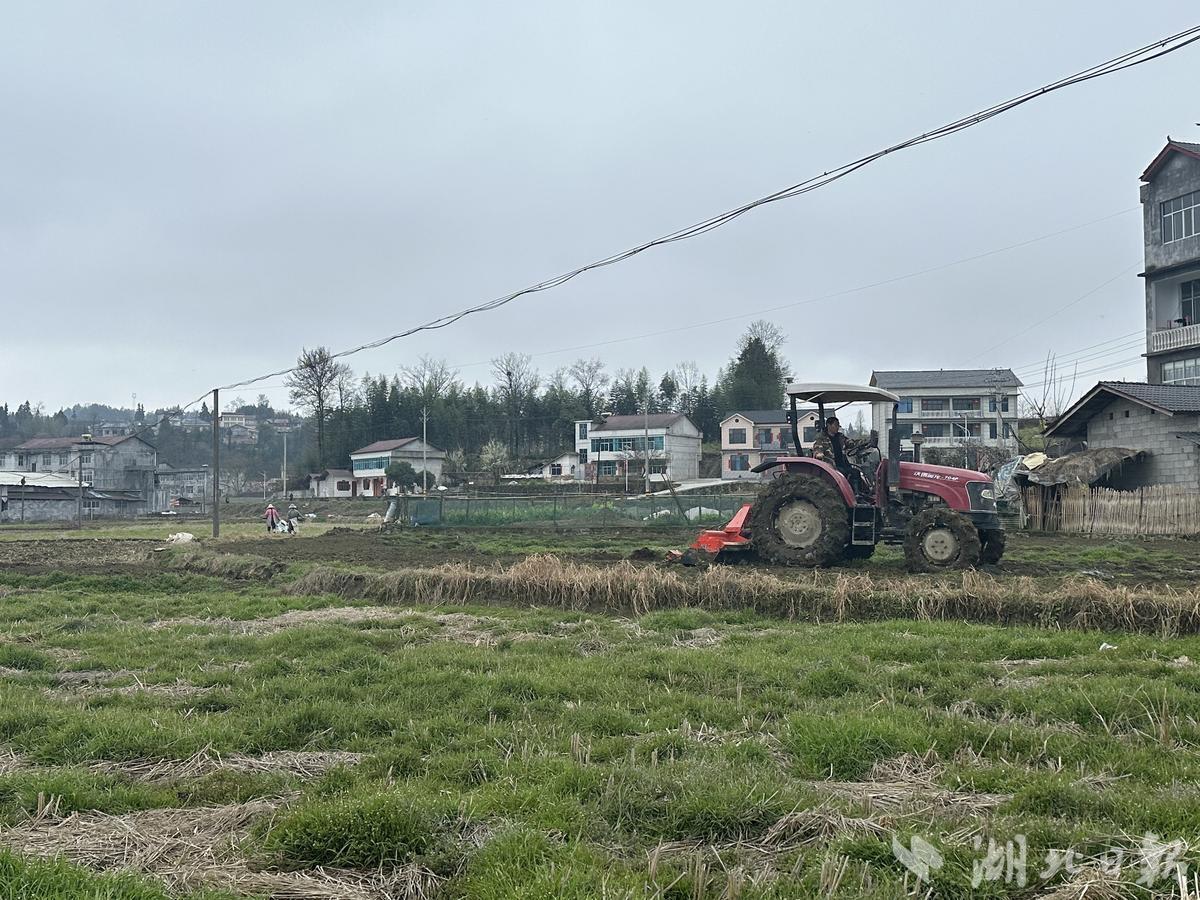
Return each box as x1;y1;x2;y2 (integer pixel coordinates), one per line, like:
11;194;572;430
15;433;155;451
16;437;77;451
351;438;419;455
1141;140;1200;182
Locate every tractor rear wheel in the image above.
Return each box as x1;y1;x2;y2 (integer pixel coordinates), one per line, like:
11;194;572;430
749;474;850;567
904;508;982;572
980;529;1006;565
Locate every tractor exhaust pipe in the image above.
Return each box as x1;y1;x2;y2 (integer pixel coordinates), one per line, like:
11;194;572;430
910;431;924;464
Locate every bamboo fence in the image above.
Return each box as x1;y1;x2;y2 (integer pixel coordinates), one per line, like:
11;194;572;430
1022;483;1200;536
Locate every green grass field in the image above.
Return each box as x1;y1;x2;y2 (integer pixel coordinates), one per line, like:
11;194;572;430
1;528;1199;897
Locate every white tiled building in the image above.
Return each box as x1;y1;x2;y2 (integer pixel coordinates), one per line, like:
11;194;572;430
574;414;701;484
869;369;1022;453
719;408;821;480
349;438;446;497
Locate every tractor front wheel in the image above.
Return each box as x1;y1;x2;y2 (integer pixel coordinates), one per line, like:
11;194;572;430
904;508;982;572
749;474;850;567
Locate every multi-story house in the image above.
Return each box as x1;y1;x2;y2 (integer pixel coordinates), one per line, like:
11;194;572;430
869;370;1021;453
574;414;701;484
718;408;820;480
1142;140;1200;384
349;438;446;497
8;433;157;511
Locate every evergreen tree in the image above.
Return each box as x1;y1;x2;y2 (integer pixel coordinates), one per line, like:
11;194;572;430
719;324;789;413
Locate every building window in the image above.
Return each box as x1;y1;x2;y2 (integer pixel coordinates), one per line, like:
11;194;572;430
952;397;981;412
922;423;948;437
988;396;1011;413
82;500;100;511
897;397;914;414
802;426;817;443
1162;191;1199;243
336;480;351;492
893;423;914;440
728;428;746;444
1161;356;1200;385
728;454;750;471
42;453;51;465
649;460;668;474
1182;280;1200;324
598;461;617;476
577;423;588;440
79;453;92;464
352;457;388;472
578;449;588;464
58;454;69;466
549;463;563;476
921;398;946;411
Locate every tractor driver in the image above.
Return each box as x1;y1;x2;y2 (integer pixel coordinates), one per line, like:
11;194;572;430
811;416;869;497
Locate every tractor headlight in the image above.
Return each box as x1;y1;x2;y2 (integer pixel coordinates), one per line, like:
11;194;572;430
967;482;997;511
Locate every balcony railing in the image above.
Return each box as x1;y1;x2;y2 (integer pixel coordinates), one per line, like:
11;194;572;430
1150;323;1200;354
910;408;991;419
755;441;785;452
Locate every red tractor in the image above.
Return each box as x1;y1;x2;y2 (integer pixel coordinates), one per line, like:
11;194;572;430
687;384;1005;571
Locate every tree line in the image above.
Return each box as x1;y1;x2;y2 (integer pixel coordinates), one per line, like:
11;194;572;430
2;320;790;481
284;321;790;474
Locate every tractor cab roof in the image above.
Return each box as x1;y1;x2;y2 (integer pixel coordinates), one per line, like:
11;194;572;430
785;383;900;404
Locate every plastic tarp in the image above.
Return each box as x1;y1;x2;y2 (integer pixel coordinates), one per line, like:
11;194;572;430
1013;448;1145;487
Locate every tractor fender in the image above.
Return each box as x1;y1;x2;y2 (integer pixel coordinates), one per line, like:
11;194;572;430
752;457;856;508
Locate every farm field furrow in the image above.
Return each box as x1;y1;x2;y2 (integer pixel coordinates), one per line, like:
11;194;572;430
0;527;1198;898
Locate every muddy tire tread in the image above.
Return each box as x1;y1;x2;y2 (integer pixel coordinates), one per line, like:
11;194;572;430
749;474;850;567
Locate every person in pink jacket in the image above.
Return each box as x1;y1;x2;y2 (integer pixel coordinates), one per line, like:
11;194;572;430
264;503;281;534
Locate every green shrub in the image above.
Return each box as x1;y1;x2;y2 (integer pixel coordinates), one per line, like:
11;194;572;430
262;786;457;867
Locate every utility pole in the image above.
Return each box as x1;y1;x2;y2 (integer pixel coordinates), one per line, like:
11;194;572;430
261;472;268;500
76;449;84;529
211;389;220;538
643;395;651;495
280;427;289;498
421;406;429;494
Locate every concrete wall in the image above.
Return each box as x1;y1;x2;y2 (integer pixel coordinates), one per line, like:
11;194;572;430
1085;396;1200;488
0;498;137;523
1143;152;1200;381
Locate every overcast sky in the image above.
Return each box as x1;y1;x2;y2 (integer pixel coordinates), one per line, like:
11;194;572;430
3;2;1197;414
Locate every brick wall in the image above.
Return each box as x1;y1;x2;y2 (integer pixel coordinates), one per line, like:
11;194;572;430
1086;397;1200;488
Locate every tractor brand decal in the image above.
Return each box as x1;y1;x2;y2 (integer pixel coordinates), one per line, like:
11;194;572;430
913;471;962;482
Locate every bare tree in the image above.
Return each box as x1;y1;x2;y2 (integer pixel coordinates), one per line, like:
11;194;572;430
401;355;461;401
1021;353;1079;426
742;320;787;354
286;347;350;465
568;357;609;418
491;353;539;457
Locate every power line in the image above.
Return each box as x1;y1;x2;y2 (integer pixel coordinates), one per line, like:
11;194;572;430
1017;354;1145;392
966;261;1141;363
1009;335;1145;376
445;207;1140;372
215;24;1200;394
1007;330;1143;374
